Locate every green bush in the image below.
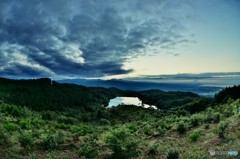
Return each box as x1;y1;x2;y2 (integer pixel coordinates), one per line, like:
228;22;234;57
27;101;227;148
19;119;32;129
204;124;210;129
19;131;35;150
57;115;77;124
217;121;229;138
28;154;38;159
44;153;57;159
81;113;91;122
32;118;45;128
78;143;98;159
223;107;235;117
127;124;138;133
40;134;58;150
56;131;67;144
5;122;18;131
189;131;201;141
166;148;180;159
70;125;92;136
143;124;153;136
31;129;42;138
0;126;11;146
205;107;214;123
213;112;221;123
40;131;65;150
176;122;188;134
99;118;111;125
190;115;202;127
57;123;69;129
157;126;166;136
158;121;167;129
105;127;141;159
3;147;24;159
1;103;26;117
148;143;159;155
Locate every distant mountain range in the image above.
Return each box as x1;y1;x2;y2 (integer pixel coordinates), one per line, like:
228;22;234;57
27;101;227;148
57;72;240;96
57;78;223;96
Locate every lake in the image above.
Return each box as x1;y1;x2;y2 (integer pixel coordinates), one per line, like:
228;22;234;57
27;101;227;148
107;97;158;110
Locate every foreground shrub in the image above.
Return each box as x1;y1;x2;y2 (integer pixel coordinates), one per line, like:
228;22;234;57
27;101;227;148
217;121;229;138
176;122;188;134
70;124;92;136
5;122;18;131
189;131;201;141
148;143;159;155
78;143;98;159
158;121;168;129
32;118;45;128
105;127;141;159
40;131;66;150
157;126;166;136
190;114;204;127
3;147;24;159
212;112;221;123
28;154;38;159
204;124;210;129
56;123;69;129
19;119;32;129
40;134;58;150
0;126;11;146
19;131;35;150
127;124;138;133
205;107;214;123
143;124;153;136
166;148;180;159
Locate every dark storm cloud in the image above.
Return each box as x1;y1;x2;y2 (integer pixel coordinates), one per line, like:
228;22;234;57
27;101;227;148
1;62;51;77
0;0;194;78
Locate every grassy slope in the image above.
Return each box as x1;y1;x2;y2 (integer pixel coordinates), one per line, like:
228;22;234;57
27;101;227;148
0;99;239;159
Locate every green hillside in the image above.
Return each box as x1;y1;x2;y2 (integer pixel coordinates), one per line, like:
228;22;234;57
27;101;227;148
0;78;209;112
0;78;239;159
0;78;115;111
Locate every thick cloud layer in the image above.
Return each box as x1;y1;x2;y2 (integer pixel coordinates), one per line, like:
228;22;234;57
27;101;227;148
0;0;193;78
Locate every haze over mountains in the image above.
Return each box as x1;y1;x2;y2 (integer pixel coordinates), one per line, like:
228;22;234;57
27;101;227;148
58;72;240;96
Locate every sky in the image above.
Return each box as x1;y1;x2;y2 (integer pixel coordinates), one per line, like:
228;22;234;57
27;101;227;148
0;0;240;79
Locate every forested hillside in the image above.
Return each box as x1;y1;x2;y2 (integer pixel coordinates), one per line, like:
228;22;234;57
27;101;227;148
0;78;115;111
0;78;211;112
214;85;240;103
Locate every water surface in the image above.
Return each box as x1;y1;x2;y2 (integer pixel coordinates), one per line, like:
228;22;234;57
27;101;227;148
107;97;157;110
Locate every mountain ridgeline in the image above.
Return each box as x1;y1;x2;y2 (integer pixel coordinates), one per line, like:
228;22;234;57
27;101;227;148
0;77;239;112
